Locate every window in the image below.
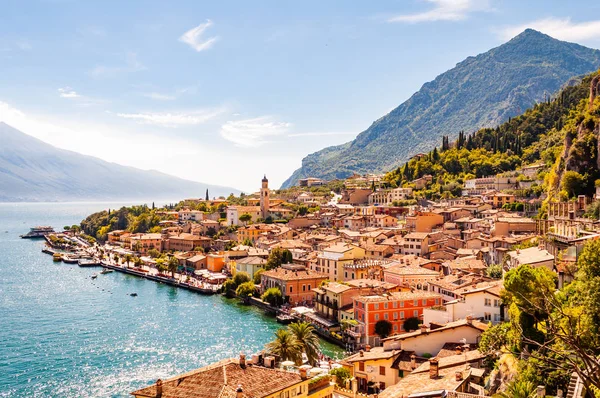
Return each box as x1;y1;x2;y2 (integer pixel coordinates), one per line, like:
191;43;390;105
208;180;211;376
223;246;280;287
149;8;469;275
422;299;427;306
494;313;501;322
393;324;398;331
393;312;398;320
393;301;398;308
484;298;491;306
435;298;440;305
413;300;418;306
384;302;388;309
484;312;492;321
289;286;293;293
379;366;385;376
384;313;388;320
302;285;306;292
413;310;419;317
374;303;379;310
493;299;500;307
400;301;404;307
359;362;365;371
400;311;405;320
375;314;380;321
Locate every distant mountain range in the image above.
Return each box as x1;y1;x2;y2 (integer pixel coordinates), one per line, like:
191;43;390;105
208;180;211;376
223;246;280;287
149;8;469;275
282;29;600;188
0;122;239;202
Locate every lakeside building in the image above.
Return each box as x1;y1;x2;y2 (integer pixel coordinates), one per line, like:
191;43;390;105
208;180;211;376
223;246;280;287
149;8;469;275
353;291;442;346
260;264;328;306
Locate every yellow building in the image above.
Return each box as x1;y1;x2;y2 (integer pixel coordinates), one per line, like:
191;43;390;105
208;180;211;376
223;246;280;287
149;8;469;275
314;243;366;281
489;192;515;208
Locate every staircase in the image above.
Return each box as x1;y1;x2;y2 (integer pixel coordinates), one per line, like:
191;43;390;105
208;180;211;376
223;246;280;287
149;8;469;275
566;372;584;398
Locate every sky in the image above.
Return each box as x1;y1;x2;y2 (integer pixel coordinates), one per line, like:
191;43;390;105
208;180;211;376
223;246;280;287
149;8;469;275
2;0;600;193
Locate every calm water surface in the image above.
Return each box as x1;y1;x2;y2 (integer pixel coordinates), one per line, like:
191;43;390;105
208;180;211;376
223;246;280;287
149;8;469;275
0;202;343;397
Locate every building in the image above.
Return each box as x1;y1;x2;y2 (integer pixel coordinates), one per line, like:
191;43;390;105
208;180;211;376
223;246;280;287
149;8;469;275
383;264;440;290
129;233;163;254
424;282;505;325
178;210;205;222
353;291;442;346
260;175;270;219
261;264;328;306
234;256;267;279
405;212;444;233
131;355;334;398
488;192;516;208
314;243;365;281
381;317;488;356
506;246;554;271
226;206;263;226
368;188;413;206
402;232;431;257
166;233;212;252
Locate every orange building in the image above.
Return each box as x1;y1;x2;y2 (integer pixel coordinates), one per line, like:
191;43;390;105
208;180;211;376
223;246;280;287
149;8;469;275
206;253;225;272
353;291;441;346
261;264;328;306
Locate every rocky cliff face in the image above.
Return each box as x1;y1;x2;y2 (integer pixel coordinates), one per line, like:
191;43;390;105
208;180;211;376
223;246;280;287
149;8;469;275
282;29;600;188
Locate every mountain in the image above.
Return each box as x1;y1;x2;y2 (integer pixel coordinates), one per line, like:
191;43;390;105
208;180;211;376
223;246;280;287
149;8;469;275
282;29;600;188
0;122;239;202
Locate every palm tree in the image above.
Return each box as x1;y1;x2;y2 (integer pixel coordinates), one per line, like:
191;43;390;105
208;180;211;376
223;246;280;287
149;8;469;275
124;254;133;268
265;329;302;364
497;379;537;398
167;256;179;279
288;322;320;365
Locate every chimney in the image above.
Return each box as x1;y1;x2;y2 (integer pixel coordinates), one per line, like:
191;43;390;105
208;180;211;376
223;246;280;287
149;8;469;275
156;379;163;398
466;315;473;325
359;350;364;357
239;353;246;368
410;354;416;370
236;385;243;398
365;345;371;352
455;371;463;381
429;358;439;379
299;367;308;380
420;324;428;333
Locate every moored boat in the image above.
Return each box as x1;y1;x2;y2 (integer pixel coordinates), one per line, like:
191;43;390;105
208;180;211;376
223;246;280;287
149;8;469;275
78;259;100;267
20;226;55;239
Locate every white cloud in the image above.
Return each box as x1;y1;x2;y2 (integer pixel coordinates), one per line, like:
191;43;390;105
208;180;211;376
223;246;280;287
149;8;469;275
388;0;491;23
58;87;81;99
499;18;600;42
220;117;291;147
116;108;225;127
144;92;176;101
287;131;355;138
179;20;219;52
89;52;146;78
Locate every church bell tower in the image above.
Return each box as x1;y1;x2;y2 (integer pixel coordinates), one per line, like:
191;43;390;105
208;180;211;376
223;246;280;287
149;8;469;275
260;175;270;219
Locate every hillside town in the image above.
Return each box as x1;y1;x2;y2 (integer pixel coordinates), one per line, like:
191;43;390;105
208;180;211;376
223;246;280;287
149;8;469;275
41;169;600;398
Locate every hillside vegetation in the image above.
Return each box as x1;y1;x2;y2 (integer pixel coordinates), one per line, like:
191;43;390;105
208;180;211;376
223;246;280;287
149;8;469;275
381;70;600;206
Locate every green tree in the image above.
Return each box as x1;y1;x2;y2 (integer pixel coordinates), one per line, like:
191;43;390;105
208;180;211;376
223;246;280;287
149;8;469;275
124;253;133;267
261;287;283;307
167;256;179;278
265;329;302;364
288;322;320;365
147;248;160;258
497;379;537;398
374;320;393;338
233;272;251;286
403;317;420;332
330;367;352;388
222;278;237;295
298;205;308;216
266;248;293;270
253;268;265;284
486;264;503;279
561;170;585;198
236;281;256;300
239;213;252;225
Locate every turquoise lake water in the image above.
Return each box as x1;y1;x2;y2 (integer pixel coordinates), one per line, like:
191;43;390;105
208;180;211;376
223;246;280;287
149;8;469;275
0;202;343;397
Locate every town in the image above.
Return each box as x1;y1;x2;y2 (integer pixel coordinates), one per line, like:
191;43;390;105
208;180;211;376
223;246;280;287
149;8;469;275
37;166;599;398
